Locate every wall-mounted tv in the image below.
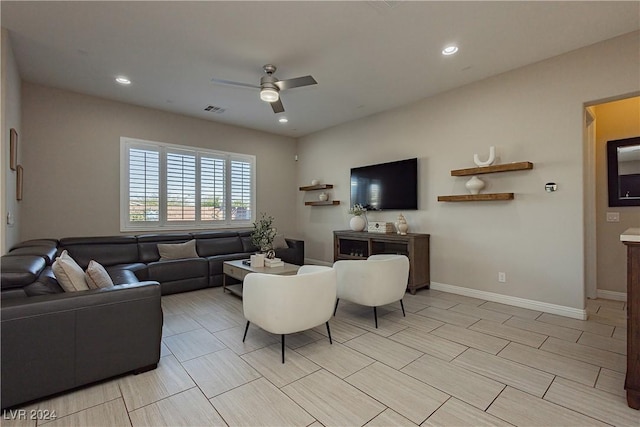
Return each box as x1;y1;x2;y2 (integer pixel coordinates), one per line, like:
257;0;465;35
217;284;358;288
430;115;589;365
350;158;418;211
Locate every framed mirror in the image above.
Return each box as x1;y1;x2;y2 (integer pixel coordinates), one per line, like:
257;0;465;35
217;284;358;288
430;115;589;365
607;136;640;207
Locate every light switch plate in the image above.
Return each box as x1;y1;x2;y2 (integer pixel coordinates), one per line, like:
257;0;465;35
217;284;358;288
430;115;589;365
606;212;620;222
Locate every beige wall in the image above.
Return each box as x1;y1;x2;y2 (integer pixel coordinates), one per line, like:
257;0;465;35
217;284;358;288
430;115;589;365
20;83;298;240
594;96;640;294
1;29;22;253
297;31;640;310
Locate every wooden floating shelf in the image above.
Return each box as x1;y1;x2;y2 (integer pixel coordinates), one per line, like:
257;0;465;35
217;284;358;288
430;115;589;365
438;193;514;202
304;200;340;206
451;162;533;176
299;184;334;191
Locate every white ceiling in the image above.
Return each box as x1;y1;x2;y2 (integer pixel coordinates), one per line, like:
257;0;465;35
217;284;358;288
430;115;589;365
2;1;639;138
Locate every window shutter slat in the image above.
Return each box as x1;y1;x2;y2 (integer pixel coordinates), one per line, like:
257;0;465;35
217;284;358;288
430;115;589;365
230;160;252;221
128;148;160;222
201;156;226;221
166;152;196;221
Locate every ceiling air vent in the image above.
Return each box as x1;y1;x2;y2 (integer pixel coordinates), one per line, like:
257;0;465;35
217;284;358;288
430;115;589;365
204;105;226;114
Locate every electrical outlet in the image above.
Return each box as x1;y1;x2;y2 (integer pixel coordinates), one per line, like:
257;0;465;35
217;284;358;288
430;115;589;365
498;272;506;283
606;212;620;222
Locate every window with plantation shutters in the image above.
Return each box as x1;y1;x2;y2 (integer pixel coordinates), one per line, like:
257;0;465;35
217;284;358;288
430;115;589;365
121;137;255;231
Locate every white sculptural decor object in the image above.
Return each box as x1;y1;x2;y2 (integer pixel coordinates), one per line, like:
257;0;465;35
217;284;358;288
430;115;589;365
396;214;409;235
318;192;328;201
473;146;496;167
465;176;485;194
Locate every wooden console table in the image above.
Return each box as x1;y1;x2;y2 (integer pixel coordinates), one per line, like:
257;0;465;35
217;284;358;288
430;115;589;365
621;228;640;410
333;230;430;294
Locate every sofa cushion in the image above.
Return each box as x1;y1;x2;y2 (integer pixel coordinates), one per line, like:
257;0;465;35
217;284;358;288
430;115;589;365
240;236;258;253
158;239;198;261
85;261;114;289
59;236;139;269
105;267;142;285
196;236;244;257
137;233;192;263
0;255;46;289
6;245;59;265
11;239;58;250
52;250;89;292
24;267;64;296
147;258;209;282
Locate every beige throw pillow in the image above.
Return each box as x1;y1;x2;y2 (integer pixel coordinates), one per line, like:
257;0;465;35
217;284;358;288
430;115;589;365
158;239;198;261
52;250;89;292
85;260;114;289
272;234;289;249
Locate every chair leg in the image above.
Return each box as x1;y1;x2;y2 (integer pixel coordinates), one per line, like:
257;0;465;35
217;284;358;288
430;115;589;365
400;299;406;317
242;321;250;342
326;321;333;345
373;306;378;328
281;334;285;364
333;298;340;316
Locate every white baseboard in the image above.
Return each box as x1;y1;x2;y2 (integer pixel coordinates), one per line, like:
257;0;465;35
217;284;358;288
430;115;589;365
595;289;627;302
430;282;587;320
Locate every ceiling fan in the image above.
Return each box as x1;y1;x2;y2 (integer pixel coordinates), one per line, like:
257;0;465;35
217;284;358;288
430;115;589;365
211;64;317;114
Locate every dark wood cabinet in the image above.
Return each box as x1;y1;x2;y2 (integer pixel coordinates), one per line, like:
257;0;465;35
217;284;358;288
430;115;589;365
333;230;430;294
622;236;640;409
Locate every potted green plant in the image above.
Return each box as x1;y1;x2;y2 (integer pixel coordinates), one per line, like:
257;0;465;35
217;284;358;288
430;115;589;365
251;213;278;258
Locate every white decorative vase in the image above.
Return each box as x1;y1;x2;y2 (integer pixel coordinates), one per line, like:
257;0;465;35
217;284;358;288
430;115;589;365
318;192;328;201
396;213;409;235
465;176;485;195
350;215;366;232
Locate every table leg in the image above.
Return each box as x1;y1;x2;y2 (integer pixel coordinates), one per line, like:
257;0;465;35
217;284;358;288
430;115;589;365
223;274;227;293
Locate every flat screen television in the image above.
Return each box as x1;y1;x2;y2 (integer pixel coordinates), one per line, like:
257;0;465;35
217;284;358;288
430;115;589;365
350;158;418;211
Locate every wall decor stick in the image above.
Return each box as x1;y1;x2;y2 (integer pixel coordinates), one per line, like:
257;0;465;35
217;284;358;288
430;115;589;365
473;146;496;167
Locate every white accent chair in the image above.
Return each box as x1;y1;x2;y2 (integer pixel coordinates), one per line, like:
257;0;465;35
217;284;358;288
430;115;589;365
333;254;410;328
242;265;336;363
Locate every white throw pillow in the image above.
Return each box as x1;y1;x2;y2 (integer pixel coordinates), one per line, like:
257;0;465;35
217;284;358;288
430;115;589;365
52;250;89;292
157;239;199;261
85;260;114;289
272;234;289;249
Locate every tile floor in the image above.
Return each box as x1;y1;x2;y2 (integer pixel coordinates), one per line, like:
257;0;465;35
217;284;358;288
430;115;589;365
4;288;639;427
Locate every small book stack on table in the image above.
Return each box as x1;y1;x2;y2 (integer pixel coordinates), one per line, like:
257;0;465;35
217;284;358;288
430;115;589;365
264;257;284;268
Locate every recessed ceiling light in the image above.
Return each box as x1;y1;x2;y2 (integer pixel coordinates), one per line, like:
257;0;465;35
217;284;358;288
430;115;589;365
115;76;131;85
442;46;459;56
278;117;288;123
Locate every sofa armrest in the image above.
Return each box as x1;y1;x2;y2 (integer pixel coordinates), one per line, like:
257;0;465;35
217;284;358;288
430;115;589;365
1;282;162;409
276;238;305;266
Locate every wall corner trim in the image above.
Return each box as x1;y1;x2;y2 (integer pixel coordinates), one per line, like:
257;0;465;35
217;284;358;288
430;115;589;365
430;282;587;320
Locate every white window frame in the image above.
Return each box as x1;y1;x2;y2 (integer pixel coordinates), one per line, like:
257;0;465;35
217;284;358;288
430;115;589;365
120;137;256;231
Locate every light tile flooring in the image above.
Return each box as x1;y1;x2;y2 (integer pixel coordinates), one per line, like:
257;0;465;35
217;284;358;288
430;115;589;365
4;288;639;426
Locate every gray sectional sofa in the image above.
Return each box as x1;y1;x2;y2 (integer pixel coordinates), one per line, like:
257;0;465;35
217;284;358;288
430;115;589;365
0;230;303;409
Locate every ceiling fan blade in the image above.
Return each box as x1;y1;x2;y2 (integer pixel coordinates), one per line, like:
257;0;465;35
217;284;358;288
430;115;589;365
211;77;260;89
275;75;317;91
270;99;285;114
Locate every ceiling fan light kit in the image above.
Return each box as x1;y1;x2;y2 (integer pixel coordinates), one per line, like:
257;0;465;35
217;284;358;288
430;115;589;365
260;87;279;103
